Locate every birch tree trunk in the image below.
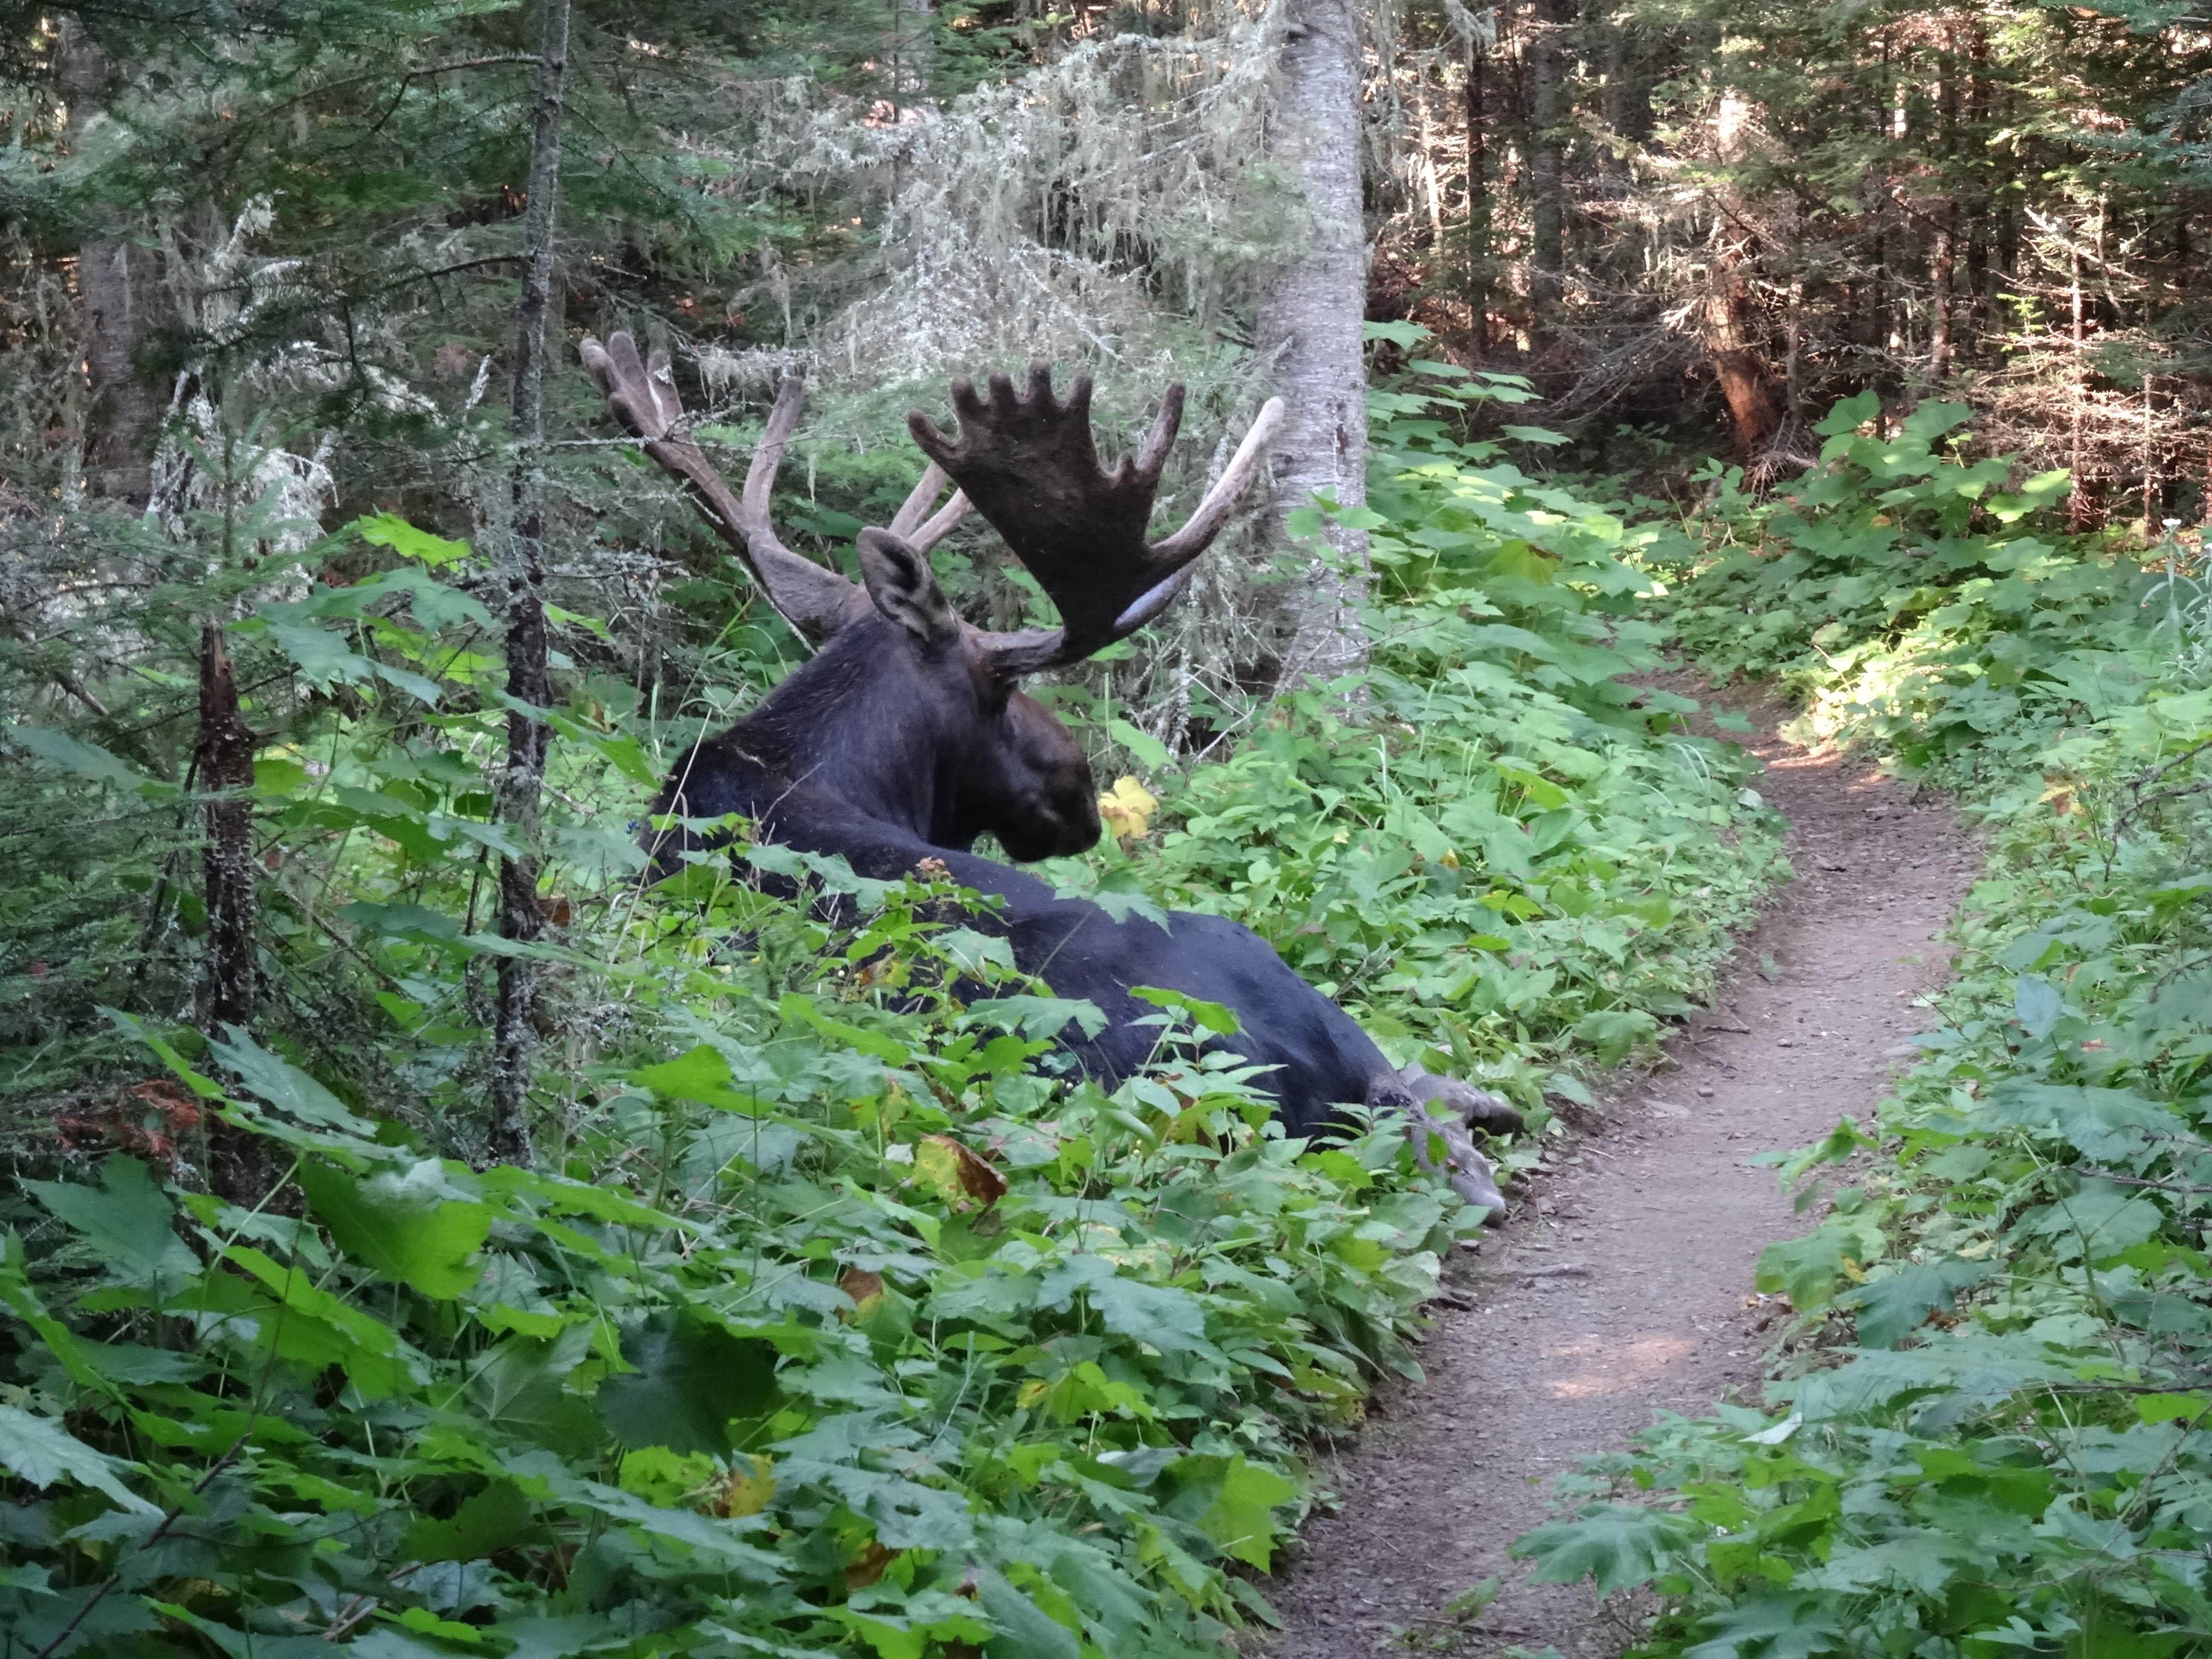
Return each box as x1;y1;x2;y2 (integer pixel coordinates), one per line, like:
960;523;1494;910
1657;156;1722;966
488;0;570;1170
1254;0;1371;689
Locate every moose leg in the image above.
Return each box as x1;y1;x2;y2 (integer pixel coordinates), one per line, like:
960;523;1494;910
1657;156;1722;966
1397;1064;1527;1137
1368;1074;1510;1221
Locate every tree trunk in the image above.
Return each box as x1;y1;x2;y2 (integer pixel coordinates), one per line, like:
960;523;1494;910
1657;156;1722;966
1928;222;1955;381
489;0;570;1170
56;17;160;506
891;0;934;111
196;622;265;1202
2069;229;2096;532
1704;237;1784;459
1525;0;1574;327
1254;0;1371;689
1603;17;1656;147
1456;3;1493;349
1963;23;1991;352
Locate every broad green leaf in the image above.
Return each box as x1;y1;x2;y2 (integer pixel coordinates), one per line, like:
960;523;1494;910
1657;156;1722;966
355;511;469;567
975;1567;1081;1659
298;1158;491;1298
1068;867;1170;928
467;1330;601;1451
222;1244;421;1397
1158;1453;1299;1569
1838;1258;1989;1348
268;622;442;705
1128;984;1240;1036
779;993;909;1065
2013;973;2062;1038
1983;1083;2187;1171
1813;387;1881;437
482;1616;626;1659
2137;1394;2210;1425
208;1026;374;1131
2016;1182;2165;1264
1512;1502;1697;1595
25;1157;195;1288
598;1313;781;1457
402;1481;546;1563
933;926;1016;977
1087;1275;1211;1355
1756;1225;1854;1311
4;725;153;792
632;1044;764;1115
963;995;1108;1041
0;1405;159;1514
1107;717;1170;771
1683;1592;1848;1659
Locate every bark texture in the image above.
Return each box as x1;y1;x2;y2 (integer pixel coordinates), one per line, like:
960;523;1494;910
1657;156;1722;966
1524;0;1576;324
195;623;265;1202
488;0;570;1170
57;17;160;505
1254;0;1371;689
1704;237;1786;459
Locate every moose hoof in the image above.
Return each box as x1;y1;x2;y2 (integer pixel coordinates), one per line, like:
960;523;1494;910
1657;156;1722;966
1444;1154;1508;1220
1401;1111;1509;1225
1399;1065;1528;1138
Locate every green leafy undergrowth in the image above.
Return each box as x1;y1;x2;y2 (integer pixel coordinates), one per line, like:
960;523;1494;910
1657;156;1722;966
0;881;1467;1656
0;378;1786;1657
1048;381;1786;1135
1654;390;2165;783
1514;410;2212;1656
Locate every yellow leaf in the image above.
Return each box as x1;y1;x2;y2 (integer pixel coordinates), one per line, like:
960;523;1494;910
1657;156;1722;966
1839;1255;1867;1284
910;1134;1007;1212
1097;775;1158;842
713;1454;775;1518
838;1266;885;1320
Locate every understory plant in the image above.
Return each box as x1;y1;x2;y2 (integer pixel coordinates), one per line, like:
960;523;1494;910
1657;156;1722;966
0;393;1779;1656
1516;400;2212;1656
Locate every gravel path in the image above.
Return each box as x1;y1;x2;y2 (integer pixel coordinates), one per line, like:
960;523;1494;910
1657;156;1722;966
1263;696;1982;1656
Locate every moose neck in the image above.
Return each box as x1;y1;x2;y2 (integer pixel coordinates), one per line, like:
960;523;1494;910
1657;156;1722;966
734;617;969;846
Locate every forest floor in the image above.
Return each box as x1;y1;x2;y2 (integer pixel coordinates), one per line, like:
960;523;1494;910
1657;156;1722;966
1262;689;1984;1657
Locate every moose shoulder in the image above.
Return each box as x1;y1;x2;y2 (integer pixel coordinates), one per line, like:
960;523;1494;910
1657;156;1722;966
582;335;1520;1214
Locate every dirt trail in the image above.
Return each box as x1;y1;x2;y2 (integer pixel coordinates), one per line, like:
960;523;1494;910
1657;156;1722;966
1264;700;1983;1656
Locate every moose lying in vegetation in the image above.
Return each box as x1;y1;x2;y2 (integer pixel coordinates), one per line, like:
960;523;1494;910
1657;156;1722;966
581;332;1520;1214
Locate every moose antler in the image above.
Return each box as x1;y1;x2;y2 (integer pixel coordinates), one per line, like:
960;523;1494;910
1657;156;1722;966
907;364;1285;673
579;332;974;644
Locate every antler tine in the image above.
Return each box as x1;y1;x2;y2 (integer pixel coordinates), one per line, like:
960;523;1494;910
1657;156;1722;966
1142;395;1286;568
1128;383;1185;485
908;488;972;553
739;374;808;529
876;461;973;556
887;462;951;538
579;333;867;644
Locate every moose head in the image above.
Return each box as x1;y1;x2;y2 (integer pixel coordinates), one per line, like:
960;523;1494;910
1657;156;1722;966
579;333;1282;861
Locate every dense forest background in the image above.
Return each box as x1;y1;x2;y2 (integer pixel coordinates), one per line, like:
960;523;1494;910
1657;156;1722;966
11;3;2212;1656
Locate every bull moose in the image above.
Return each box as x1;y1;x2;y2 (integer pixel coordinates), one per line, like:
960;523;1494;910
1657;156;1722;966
579;332;1520;1214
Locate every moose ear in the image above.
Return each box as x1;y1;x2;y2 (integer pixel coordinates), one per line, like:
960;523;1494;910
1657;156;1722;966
856;528;963;649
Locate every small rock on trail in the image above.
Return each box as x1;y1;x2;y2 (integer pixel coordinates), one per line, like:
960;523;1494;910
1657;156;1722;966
1262;693;1982;1656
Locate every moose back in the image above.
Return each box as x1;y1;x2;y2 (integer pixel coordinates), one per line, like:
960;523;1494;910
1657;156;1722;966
582;335;1519;1211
